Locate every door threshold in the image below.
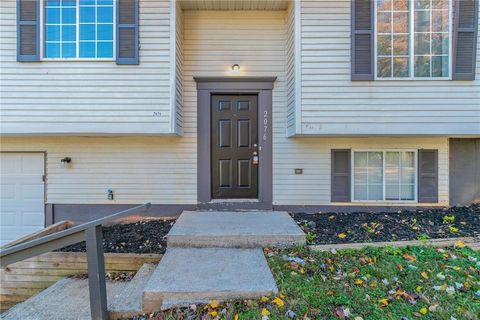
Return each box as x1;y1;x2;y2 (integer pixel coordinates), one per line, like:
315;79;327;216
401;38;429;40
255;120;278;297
209;199;260;203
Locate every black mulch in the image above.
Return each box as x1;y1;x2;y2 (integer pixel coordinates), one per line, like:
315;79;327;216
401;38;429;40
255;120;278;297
291;204;480;245
60;219;175;255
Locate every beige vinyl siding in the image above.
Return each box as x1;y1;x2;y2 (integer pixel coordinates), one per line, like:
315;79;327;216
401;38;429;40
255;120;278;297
180;0;289;11
0;0;174;135
273;136;449;206
0;137;197;204
0;135;449;206
0;8;451;207
299;0;480;136
174;0;184;134
0;9;289;205
285;2;296;136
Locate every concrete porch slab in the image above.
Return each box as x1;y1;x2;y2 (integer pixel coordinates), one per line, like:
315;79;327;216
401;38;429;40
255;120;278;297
167;211;305;248
142;248;278;311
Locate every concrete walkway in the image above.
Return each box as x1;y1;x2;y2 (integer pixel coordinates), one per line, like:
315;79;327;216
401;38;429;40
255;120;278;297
144;210;305;310
1;210;305;317
1;278;126;320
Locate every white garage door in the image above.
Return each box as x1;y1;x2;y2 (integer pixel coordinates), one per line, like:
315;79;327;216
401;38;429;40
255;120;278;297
0;153;45;246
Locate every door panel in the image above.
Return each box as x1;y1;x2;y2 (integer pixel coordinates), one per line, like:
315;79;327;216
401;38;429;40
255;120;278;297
0;153;45;246
211;95;258;198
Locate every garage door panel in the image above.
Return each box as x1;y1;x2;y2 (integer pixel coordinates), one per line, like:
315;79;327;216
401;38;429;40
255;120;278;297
21;156;45;173
0;155;21;173
22;212;45;226
1;228;18;240
0;153;45;246
0;212;16;225
0;184;15;199
22;184;44;200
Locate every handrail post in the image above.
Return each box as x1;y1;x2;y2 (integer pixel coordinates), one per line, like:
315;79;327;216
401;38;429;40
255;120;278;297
86;225;108;320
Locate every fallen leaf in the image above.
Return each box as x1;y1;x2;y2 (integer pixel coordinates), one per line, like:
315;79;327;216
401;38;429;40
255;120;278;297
429;304;438;312
455;240;465;248
355;279;364;285
260;296;269;303
234;314;239;320
403;253;416;262
338;233;347;239
209;300;220;308
421;272;429;279
261;308;271;316
436;273;446;280
397;265;404;271
378;298;389;307
209;310;218;317
273;297;285;307
334;306;351;319
286;310;296;318
449;226;459;233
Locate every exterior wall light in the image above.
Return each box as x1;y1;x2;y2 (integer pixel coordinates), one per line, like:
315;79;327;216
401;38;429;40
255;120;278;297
232;64;240;72
60;157;71;168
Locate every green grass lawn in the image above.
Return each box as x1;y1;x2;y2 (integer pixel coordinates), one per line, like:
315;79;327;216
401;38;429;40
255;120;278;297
252;245;480;320
145;244;480;320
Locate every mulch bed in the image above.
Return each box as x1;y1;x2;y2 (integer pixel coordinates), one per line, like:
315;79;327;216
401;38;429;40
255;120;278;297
61;219;175;255
291;204;480;245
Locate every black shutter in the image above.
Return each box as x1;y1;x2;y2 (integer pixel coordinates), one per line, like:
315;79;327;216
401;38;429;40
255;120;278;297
331;150;351;202
418;150;439;203
117;0;139;65
351;0;374;80
17;0;40;62
452;0;478;80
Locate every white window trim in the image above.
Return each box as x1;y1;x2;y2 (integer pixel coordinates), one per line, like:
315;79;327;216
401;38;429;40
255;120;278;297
374;0;453;80
40;0;116;61
351;149;418;203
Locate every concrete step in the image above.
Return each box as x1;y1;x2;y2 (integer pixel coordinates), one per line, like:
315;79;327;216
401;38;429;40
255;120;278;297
142;248;278;312
167;211;305;248
109;263;157;320
1;277;126;320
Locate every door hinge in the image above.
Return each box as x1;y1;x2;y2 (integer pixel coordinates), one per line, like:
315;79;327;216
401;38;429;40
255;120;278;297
42;175;46;182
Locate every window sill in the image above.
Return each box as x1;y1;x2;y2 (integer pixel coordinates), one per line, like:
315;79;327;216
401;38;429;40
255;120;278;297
41;59;115;62
373;77;452;81
351;201;418;204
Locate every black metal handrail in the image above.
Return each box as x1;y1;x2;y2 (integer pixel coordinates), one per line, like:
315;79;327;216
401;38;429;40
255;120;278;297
0;202;151;320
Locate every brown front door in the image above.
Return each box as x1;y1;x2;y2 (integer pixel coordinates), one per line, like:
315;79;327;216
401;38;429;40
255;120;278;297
211;95;258;199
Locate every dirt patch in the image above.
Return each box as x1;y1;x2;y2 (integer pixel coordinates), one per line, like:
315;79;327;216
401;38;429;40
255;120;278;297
70;271;136;282
291;204;480;245
61;219;175;255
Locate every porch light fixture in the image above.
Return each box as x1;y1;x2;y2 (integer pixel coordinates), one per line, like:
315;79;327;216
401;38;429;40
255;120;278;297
60;157;71;168
231;64;240;72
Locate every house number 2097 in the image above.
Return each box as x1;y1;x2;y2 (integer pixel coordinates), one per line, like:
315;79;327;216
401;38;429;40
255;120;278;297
263;110;268;141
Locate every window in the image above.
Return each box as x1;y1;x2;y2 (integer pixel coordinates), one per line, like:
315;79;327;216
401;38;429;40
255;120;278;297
375;0;451;79
353;151;417;201
44;0;114;59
